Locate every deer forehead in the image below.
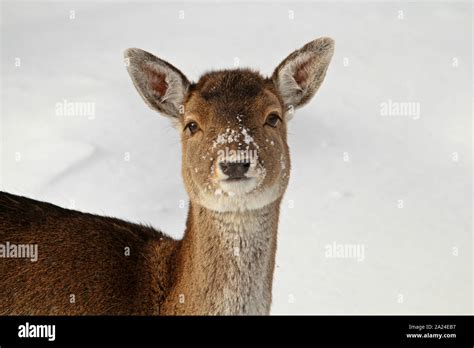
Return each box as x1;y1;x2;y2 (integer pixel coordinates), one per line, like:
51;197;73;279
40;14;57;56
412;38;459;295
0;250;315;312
183;70;283;127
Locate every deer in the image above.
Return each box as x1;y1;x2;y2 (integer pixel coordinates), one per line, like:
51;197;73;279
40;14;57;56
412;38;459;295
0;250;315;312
0;37;334;315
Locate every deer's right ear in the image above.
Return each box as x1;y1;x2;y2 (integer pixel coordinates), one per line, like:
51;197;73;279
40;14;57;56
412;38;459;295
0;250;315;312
124;48;190;119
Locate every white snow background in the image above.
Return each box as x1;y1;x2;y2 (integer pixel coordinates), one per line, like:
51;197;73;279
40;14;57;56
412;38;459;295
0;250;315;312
0;1;472;314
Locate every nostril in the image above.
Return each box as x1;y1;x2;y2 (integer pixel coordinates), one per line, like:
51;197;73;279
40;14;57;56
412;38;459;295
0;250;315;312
219;162;229;173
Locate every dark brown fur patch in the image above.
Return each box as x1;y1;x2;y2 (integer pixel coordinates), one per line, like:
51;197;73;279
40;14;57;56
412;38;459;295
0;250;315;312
193;69;267;102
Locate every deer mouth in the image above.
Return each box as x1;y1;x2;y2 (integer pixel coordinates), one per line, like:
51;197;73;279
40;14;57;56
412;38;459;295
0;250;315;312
221;177;251;183
218;176;258;195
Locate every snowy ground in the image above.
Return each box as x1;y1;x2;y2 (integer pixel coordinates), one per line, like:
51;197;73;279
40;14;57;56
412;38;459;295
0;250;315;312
0;1;472;314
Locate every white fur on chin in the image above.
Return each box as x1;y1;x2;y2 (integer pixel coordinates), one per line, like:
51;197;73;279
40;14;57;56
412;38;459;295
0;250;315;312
199;182;281;213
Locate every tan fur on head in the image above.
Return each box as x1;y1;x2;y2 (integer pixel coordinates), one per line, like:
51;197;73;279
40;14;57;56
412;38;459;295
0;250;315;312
179;69;289;213
125;38;334;213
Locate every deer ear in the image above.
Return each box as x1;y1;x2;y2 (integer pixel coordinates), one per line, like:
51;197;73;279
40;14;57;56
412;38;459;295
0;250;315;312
124;48;190;119
272;37;334;112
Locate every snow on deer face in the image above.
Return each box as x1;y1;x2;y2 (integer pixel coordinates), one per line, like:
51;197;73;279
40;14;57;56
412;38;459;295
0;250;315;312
125;37;334;212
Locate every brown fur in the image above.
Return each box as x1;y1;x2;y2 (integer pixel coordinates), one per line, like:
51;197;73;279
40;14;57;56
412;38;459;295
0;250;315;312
0;191;177;315
0;37;334;315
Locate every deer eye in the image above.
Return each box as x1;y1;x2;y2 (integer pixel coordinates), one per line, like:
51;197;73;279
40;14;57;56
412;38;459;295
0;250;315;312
184;121;200;135
265;113;281;128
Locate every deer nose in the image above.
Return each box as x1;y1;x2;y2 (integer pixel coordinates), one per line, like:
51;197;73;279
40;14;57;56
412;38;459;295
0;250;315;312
219;161;251;180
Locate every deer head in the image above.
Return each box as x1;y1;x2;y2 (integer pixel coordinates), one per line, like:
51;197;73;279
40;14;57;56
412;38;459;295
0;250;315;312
125;38;334;213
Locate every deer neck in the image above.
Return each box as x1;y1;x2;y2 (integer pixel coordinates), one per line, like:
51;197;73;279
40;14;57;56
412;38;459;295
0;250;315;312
174;200;280;315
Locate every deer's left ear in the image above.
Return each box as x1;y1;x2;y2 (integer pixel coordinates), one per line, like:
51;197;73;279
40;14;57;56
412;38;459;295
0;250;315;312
272;37;334;111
